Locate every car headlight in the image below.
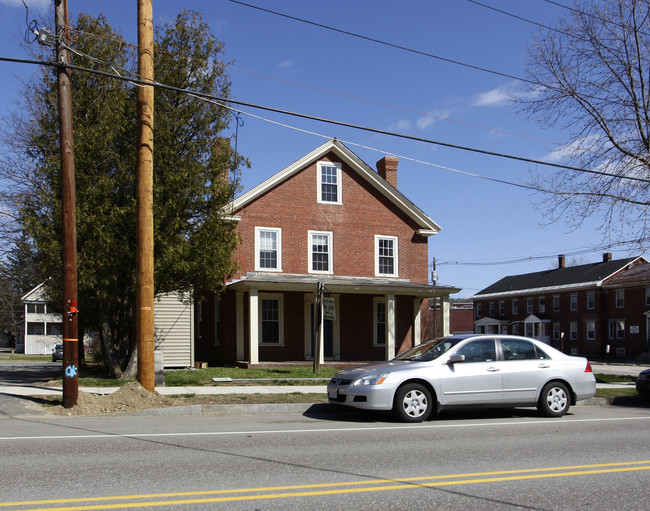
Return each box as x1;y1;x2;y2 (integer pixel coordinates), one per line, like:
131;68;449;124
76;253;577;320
352;373;389;386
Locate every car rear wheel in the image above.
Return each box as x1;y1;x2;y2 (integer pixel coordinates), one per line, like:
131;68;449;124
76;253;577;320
393;383;432;422
538;381;570;417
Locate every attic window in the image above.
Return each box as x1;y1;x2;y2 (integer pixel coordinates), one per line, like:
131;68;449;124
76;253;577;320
317;161;342;205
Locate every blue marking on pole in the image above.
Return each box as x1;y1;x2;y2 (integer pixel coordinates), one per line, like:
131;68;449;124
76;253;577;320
65;365;78;378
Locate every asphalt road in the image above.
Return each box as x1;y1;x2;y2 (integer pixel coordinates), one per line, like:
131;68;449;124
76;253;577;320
2;402;650;510
0;360;62;385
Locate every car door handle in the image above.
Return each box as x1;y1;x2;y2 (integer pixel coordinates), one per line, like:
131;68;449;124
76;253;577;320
538;363;550;369
487;367;500;372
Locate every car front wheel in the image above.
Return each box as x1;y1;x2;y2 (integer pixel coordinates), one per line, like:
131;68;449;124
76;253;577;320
393;383;432;422
538;381;570;417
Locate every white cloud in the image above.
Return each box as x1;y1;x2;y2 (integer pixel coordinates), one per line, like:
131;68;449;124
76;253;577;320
276;60;293;70
473;84;516;107
392;119;411;131
543;134;603;163
415;109;452;130
473;81;546;107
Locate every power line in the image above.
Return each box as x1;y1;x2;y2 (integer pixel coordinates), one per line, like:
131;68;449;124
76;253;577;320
2;54;649;185
73;24;563;146
540;0;650;36
227;0;537;86
467;0;578;38
437;239;650;267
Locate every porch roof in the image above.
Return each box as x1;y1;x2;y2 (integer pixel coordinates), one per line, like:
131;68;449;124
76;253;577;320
226;273;459;297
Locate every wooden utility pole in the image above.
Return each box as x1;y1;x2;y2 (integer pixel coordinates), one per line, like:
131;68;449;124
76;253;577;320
55;0;79;409
136;0;155;392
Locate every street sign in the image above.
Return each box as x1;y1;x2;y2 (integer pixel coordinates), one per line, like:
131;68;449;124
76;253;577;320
323;297;336;321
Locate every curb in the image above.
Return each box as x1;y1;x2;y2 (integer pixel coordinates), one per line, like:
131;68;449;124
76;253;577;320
124;402;318;417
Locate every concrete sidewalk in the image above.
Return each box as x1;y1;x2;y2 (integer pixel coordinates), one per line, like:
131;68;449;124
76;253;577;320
0;381;634;398
0;384;329;397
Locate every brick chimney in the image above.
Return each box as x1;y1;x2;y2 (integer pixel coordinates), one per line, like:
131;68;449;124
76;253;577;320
558;255;565;268
603;252;612;262
376;156;398;188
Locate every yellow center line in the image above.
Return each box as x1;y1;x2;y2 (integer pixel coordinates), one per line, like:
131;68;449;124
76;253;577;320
4;460;650;511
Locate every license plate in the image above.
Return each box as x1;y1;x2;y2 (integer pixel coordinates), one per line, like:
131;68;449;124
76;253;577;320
328;389;338;399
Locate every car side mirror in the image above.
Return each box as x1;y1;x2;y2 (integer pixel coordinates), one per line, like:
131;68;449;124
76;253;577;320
447;354;465;365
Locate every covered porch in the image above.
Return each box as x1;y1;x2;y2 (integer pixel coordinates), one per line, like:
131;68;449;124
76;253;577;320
225;273;459;365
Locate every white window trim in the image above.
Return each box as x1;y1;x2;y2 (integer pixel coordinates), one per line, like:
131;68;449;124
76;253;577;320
615;289;625;308
587;291;595;310
375;235;399;277
255;226;282;272
258;293;284;346
308;230;333;275
586;320;596;341
317;161;342;205
373;297;387;347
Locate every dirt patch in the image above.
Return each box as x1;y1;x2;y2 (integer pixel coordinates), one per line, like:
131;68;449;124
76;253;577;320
44;381;327;416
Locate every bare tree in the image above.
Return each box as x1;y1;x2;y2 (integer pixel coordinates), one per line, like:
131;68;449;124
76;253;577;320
520;0;650;243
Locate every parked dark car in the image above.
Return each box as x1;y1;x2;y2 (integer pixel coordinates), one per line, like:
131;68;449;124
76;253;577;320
52;344;63;362
636;368;650;399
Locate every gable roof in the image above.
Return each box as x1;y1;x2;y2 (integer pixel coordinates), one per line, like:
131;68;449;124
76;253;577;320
603;261;650;287
474;257;644;299
226;139;441;236
21;282;47;302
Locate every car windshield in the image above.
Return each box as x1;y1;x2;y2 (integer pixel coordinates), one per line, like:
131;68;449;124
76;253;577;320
394;337;465;362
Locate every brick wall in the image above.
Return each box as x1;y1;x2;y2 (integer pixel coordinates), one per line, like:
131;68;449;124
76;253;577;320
230;152;429;282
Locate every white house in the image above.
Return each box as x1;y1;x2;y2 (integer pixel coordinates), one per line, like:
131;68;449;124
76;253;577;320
21;283;63;355
20;283;194;367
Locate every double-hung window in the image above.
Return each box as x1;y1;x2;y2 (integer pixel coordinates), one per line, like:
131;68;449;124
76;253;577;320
255;227;281;271
260;295;282;345
374;298;386;346
309;231;332;274
586;320;596;341
587;291;595;310
615;290;625;308
375;235;398;277
317;162;342;204
609;319;625;340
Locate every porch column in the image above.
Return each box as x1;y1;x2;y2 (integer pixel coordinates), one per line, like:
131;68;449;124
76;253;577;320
413;299;422;346
441;296;451;336
236;292;244;360
316;295;325;366
248;289;259;365
386;294;396;360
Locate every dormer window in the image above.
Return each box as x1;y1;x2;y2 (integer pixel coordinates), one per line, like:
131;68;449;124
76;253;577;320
317;161;342;204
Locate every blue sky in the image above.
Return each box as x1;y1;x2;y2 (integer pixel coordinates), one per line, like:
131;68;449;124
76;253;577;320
0;0;637;297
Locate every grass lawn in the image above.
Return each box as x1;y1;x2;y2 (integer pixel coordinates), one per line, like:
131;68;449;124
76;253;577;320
3;354;646;400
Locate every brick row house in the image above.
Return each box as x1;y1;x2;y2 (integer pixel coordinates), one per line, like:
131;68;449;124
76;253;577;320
195;139;458;366
472;253;650;360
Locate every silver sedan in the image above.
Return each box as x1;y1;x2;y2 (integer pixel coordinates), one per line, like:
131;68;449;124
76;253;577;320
327;334;596;422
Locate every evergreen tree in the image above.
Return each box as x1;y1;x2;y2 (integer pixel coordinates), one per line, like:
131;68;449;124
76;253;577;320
0;11;245;375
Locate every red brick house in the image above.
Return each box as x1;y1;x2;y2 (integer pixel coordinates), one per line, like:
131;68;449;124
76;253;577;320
472;253;650;360
195;139;458;366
